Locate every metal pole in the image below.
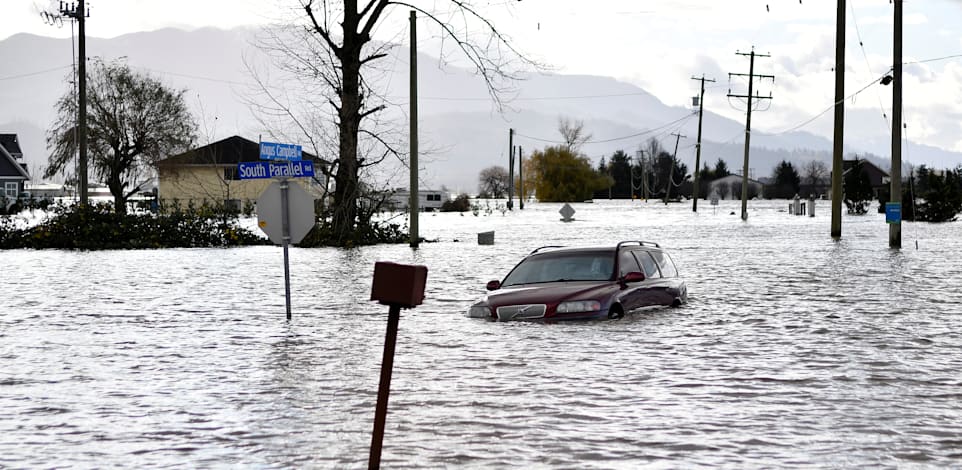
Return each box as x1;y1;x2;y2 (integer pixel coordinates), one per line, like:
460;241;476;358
641;151;648;200
369;304;401;470
665;133;684;205
77;0;88;204
409;11;419;248
518;146;524;209
890;0;902;249
507;129;514;210
740;50;756;221
830;0;846;238
280;179;292;320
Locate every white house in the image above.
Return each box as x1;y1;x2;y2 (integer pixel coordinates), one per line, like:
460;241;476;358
709;174;765;200
387;189;452;211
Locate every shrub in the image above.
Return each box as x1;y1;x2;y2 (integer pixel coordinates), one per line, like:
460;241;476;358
2;202;266;250
440;193;472;212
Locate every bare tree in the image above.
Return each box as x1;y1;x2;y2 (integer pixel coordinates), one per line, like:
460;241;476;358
477;165;508;198
558;116;592;153
802;159;829;197
250;1;535;245
46;58;197;213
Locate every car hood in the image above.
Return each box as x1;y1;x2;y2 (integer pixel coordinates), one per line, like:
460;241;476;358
484;281;618;307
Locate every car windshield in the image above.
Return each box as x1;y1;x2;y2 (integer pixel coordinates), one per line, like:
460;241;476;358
502;251;615;286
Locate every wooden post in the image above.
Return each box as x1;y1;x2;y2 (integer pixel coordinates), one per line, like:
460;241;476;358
409;11;419;247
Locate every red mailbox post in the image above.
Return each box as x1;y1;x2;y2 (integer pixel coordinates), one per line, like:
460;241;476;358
368;262;427;470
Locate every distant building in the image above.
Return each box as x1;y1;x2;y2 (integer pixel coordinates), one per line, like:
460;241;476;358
843;159;889;199
0;133;30;201
709;174;765;200
154;136;328;210
386;189;452;211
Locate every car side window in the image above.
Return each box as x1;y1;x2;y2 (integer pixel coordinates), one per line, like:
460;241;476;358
634;251;661;279
650;251;677;278
618;250;640;277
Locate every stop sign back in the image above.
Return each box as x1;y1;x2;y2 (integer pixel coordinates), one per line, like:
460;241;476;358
257;181;316;244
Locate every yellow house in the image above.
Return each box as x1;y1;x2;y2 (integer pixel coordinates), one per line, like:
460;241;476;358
155;136;327;210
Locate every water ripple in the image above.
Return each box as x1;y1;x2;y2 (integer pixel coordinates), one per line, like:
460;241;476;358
2;200;962;468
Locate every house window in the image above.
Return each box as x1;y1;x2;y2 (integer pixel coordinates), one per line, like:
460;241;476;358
426;194;441;202
224;167;240;181
4;182;17;198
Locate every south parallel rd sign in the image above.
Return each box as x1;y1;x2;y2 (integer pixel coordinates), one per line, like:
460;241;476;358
238;160;315;180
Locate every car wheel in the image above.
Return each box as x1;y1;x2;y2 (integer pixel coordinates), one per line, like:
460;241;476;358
607;305;624;320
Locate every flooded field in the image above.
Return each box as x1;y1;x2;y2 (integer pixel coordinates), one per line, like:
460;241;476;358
2;199;961;468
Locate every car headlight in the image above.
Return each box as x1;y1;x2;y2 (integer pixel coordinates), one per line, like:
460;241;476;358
466;305;492;318
556;300;601;313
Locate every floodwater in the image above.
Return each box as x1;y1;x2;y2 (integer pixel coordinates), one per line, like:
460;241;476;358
2;199;961;469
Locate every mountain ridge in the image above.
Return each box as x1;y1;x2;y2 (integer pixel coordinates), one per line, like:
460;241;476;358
2;27;956;191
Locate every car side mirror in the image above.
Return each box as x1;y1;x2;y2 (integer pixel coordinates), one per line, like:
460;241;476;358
486;280;501;291
623;272;646;283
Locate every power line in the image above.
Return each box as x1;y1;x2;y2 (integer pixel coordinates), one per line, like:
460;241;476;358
850;0;891;131
514;111;696;145
0;65;72;81
770;72;887;136
410;91;660;102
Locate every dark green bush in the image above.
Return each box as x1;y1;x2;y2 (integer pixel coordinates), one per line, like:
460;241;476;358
297;219;407;248
1;202;266;250
440;193;472;212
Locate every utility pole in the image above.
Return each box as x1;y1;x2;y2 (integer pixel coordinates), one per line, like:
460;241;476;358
507;128;514;210
728;47;774;221
518;146;525;209
664;133;685;205
830;0;846;239
890;0;903;249
409;11;419;248
691;75;715;212
607;156;612;200
640;150;649;200
44;1;89;204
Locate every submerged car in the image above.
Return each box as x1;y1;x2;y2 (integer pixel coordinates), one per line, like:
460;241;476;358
466;241;687;321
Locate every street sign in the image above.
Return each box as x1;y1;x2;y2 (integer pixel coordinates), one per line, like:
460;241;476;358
257;181;316;245
238;160;315;180
260;141;302;161
885;202;902;224
559;203;575;222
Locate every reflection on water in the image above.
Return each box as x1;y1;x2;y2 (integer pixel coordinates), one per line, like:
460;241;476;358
2;200;962;468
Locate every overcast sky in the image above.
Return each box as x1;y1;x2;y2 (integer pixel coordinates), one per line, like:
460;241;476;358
5;0;962;154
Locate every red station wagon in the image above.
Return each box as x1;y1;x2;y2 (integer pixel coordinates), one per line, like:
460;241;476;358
466;241;687;321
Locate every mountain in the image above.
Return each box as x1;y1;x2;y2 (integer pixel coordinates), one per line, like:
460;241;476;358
1;27;957;191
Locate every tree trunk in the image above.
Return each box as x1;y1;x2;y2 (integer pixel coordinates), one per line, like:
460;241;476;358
330;5;363;246
108;177;127;214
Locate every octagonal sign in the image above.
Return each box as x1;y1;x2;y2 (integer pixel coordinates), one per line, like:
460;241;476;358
257;181;316;244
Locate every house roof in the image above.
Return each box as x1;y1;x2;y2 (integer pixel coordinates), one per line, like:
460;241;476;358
843;159;889;176
155;135;323;166
0;134;23;157
843;158;889;187
0;138;30;180
710;174;764;186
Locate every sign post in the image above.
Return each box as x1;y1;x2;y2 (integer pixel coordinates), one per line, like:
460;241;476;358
243;142;315;320
368;262;427;469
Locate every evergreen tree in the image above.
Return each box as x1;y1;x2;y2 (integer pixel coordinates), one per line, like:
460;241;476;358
770;160;801;199
843;158;875;214
713;158;731;178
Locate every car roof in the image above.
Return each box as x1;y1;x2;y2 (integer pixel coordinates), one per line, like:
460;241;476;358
528;241;664;257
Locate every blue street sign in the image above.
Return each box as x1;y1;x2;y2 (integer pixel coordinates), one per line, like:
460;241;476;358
885;202;901;224
238;160;315;180
259;141;303;161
